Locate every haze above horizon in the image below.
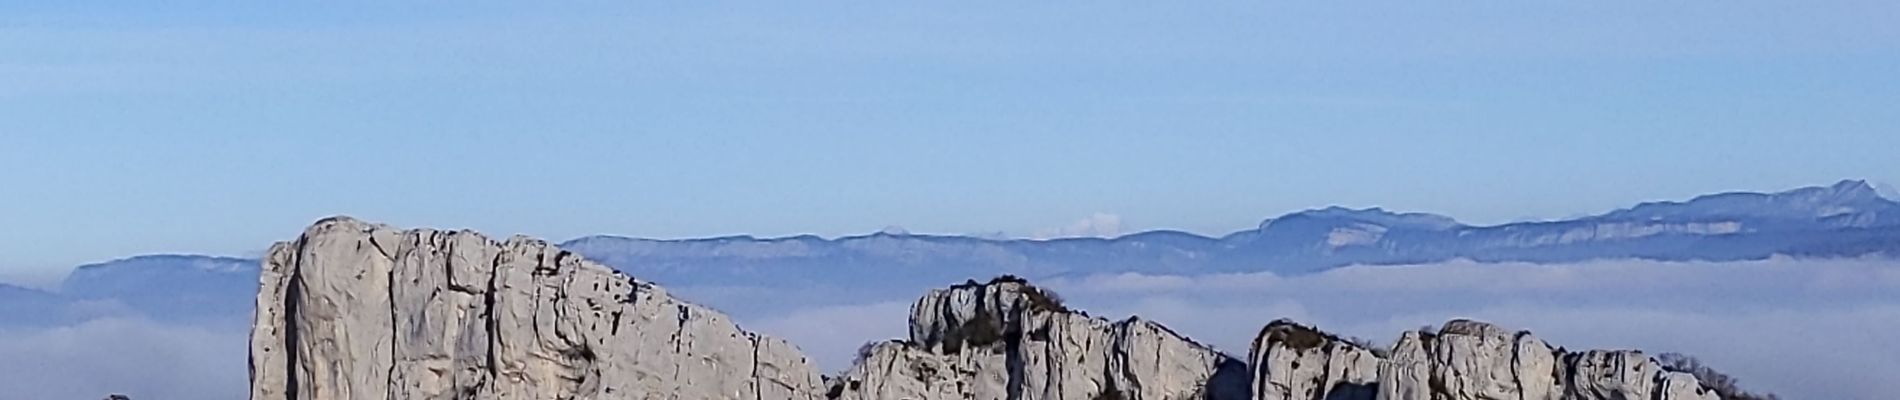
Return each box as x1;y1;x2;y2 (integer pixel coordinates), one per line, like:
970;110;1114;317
4;2;1899;276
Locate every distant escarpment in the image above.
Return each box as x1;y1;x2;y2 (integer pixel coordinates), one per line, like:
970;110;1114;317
251;217;1748;400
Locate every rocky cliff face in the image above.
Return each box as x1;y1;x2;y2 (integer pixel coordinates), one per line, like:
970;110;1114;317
252;218;1731;400
249;217;826;400
826;277;1250;400
1251;319;1722;400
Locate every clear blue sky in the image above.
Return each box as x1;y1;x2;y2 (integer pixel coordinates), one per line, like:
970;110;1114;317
3;2;1898;281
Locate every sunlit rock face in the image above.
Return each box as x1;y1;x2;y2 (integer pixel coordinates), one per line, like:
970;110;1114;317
828;277;1251;400
249;218;1248;400
250;218;1735;400
1249;321;1382;400
1251;319;1721;400
248;217;826;400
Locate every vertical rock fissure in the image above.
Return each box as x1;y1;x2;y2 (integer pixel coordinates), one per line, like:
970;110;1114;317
1510;332;1527;400
281;238;307;400
750;335;764;400
671;304;688;391
384;238;401;400
483;250;503;383
1003;294;1026;400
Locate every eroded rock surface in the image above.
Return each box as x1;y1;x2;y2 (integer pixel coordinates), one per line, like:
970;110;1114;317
1252;319;1722;400
252;218;1738;400
1249;320;1381;400
828;277;1250;400
249;217;825;400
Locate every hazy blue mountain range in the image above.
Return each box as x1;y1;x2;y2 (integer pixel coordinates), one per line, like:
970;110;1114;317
0;283;66;327
7;180;1897;324
0;255;258;327
563;179;1900;287
61;255;259;322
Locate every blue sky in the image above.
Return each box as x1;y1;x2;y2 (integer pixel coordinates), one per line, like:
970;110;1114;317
3;2;1899;279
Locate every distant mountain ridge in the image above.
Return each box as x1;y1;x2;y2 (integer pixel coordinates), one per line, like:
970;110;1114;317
62;255;259;321
11;180;1898;326
0;283;67;326
0;255;259;327
564;179;1900;284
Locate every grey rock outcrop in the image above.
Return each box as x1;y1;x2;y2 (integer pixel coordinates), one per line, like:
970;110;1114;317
250;218;1742;400
1251;319;1722;400
249;217;826;400
828;277;1250;400
1249;321;1381;400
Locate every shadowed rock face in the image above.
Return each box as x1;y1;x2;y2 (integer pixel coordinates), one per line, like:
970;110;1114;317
1251;319;1723;400
248;217;826;400
828;277;1251;400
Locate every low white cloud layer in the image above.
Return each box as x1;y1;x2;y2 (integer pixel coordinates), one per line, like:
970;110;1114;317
5;258;1895;399
0;317;248;399
746;301;913;373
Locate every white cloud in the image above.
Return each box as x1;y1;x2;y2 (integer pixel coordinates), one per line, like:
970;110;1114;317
1032;213;1124;239
745;301;913;372
0;317;248;399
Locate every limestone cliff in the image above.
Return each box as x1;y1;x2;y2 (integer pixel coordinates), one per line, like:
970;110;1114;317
827;277;1250;400
249;217;826;400
251;218;1736;400
1251;319;1723;400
